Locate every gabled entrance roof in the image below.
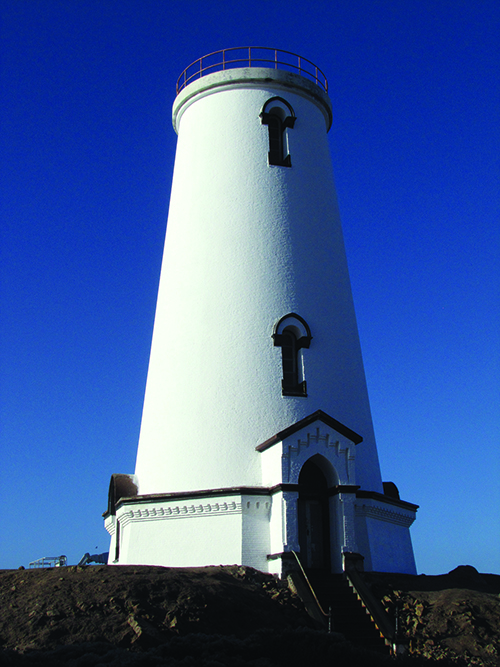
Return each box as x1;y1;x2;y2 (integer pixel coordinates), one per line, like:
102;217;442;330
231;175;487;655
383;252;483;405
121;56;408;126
256;409;363;452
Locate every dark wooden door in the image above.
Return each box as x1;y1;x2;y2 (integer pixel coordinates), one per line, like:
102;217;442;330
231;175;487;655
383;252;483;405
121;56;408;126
298;459;330;570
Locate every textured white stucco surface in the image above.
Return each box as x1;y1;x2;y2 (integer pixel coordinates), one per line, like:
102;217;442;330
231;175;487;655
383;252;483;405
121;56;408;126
110;493;271;568
355;497;417;574
134;68;384;497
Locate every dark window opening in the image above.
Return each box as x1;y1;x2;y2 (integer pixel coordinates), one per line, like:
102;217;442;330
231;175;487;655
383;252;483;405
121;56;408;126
281;327;299;391
267;115;287;166
272;313;311;397
260;97;296;167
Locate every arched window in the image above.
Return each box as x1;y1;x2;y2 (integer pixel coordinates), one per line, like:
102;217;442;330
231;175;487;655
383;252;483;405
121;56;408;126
281;327;298;388
260;97;296;167
272;313;312;396
267;114;285;164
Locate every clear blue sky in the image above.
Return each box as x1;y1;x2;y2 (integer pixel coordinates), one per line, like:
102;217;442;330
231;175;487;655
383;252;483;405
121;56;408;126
1;1;499;574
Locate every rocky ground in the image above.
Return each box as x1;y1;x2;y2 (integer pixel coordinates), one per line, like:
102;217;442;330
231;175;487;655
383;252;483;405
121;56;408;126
0;564;498;666
366;566;500;666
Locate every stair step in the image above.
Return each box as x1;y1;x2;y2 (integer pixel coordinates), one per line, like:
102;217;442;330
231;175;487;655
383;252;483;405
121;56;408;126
303;571;391;655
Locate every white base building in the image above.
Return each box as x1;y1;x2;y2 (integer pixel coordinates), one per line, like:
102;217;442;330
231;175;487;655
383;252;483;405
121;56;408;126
104;49;418;576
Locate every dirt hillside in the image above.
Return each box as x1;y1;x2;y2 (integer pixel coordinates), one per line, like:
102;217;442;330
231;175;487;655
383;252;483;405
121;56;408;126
1;564;499;666
366;566;500;665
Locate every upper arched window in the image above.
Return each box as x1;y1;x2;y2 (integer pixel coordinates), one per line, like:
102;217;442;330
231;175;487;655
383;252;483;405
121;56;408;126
272;313;312;396
260;97;296;167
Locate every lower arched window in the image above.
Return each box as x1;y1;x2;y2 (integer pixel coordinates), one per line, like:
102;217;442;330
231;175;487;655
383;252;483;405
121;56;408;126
272;313;312;397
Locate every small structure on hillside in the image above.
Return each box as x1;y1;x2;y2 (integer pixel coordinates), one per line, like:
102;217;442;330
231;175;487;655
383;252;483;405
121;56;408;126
29;555;67;568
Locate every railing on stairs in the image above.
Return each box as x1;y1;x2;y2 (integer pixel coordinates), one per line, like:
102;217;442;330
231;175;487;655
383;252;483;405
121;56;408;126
289;551;332;631
344;567;397;653
288;552;399;654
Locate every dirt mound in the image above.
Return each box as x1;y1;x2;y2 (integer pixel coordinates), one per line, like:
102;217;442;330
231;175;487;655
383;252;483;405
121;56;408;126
0;565;311;652
1;564;499;665
365;566;500;665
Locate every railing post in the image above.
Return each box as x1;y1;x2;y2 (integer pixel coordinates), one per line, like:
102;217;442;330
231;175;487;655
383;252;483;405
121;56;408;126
175;48;327;96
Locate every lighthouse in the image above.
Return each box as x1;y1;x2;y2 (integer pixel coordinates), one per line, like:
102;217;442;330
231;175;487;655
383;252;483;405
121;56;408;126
104;48;417;576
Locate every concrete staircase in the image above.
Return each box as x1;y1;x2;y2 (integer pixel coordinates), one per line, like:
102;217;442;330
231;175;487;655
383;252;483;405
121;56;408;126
295;570;392;654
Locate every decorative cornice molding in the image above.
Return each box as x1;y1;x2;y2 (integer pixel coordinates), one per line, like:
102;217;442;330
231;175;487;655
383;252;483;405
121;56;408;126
283;426;354;460
118;500;243;527
356;490;419;512
356;503;416;527
114;486;272;512
103;515;116;536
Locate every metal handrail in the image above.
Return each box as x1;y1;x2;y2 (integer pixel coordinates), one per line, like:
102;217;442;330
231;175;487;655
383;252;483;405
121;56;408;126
345;568;397;652
29;555;67;568
291;550;332;629
176;47;328;95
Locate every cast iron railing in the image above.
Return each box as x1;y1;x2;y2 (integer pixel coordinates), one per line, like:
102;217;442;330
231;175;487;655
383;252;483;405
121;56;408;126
176;47;328;94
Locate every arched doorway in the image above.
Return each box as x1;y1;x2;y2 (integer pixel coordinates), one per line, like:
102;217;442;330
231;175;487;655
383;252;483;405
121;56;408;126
298;458;331;569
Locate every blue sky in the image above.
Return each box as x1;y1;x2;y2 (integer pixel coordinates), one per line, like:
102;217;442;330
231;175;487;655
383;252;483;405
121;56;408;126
1;1;499;574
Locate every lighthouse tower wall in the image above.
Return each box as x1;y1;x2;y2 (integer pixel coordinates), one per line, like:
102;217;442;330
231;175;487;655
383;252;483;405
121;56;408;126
134;68;384;497
105;58;418;575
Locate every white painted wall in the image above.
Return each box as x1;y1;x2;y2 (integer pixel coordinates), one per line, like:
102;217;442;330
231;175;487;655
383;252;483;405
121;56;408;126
134;67;384;498
355;498;417;574
241;497;271;571
104;515;117;564
268;490;285;557
115;495;247;567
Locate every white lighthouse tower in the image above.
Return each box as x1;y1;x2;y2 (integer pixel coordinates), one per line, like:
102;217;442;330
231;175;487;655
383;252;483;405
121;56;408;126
104;48;417;576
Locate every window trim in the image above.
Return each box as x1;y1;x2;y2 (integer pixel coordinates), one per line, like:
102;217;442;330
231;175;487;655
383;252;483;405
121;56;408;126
272;313;312;397
260;97;296;167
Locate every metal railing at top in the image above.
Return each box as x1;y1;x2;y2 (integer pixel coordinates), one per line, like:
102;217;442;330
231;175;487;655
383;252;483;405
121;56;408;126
176;47;328;95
